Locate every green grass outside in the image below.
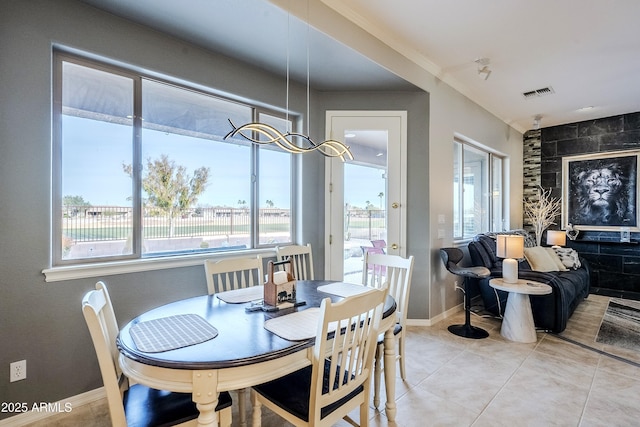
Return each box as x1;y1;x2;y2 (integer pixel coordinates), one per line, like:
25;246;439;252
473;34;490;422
63;223;291;241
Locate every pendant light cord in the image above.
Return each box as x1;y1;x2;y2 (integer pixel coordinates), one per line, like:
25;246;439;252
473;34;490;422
306;0;310;136
286;4;290;129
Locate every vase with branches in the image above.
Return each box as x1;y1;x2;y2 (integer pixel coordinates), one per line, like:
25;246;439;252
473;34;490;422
524;186;562;246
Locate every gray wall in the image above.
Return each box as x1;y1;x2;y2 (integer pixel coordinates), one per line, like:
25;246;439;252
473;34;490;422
0;0;430;414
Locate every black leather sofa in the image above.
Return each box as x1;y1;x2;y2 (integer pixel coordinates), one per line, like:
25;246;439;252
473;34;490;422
468;233;591;333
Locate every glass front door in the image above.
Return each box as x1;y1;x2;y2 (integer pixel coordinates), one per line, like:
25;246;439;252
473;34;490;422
325;111;407;283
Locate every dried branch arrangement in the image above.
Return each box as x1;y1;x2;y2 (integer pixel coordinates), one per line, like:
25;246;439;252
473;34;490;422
524;186;562;246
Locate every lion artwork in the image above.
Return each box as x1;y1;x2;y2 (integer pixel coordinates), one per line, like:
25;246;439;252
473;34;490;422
571;163;634;226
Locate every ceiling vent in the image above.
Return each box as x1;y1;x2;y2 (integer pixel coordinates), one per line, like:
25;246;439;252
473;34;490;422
522;86;555;99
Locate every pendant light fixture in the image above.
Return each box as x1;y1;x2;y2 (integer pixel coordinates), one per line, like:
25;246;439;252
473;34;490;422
225;1;353;161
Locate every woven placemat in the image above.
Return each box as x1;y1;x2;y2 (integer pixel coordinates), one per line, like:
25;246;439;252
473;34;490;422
264;308;339;341
264;308;321;341
216;286;264;303
317;282;373;298
130;314;218;353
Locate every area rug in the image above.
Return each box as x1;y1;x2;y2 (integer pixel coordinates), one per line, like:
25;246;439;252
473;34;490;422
595;298;640;352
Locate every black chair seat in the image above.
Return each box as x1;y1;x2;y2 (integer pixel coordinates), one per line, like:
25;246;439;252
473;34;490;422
446;264;490;279
253;361;362;422
440;247;490;339
124;384;232;427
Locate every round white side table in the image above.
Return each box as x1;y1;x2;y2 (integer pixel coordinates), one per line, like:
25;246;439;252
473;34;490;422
489;278;552;343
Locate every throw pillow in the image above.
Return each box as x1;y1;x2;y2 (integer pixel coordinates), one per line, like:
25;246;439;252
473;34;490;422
544;247;568;271
553;247;582;269
524;246;562;272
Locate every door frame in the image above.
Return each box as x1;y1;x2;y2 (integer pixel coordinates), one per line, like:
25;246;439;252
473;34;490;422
324;110;408;280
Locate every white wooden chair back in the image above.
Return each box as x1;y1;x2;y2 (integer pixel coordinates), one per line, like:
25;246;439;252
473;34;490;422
363;253;414;326
82;281;128;426
204;255;264;295
83;282;231;427
276;244;314;280
309;287;387;425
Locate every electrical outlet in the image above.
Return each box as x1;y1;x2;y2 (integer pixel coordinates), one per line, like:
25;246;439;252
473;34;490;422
10;360;26;382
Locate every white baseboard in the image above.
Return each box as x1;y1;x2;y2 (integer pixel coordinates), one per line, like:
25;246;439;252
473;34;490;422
406;302;463;327
0;388;105;427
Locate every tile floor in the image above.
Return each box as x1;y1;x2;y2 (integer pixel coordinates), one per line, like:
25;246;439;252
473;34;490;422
25;294;640;426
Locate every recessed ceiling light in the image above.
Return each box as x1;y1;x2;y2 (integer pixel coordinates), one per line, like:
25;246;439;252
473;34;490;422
376;152;383;157
345;133;356;138
577;106;594;112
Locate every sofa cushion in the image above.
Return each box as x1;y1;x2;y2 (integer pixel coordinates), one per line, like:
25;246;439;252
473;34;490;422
545;248;569;271
524;247;557;272
523;247;567;272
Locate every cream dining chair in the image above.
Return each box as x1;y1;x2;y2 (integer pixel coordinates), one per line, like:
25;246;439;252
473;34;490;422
251;287;388;426
204;255;264;295
362;252;415;408
275;244;314;280
203;255;264;427
82;281;232;427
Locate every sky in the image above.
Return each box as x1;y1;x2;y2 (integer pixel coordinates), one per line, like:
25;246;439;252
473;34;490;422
61;116;386;209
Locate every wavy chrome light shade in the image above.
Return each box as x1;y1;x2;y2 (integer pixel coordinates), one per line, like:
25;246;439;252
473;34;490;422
224;120;353;161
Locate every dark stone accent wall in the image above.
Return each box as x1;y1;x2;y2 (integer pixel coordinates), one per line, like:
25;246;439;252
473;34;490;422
537;112;640;299
522;129;541;229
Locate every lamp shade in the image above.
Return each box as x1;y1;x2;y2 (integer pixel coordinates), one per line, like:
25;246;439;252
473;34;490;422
496;235;524;259
546;230;566;247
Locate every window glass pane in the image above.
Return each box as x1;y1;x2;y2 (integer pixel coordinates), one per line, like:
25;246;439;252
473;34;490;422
462;144;489;238
55;53;300;265
492;156;504;231
256;113;292;245
453;138;504;240
453;141;461;238
60;62;134;261
141;80;253;254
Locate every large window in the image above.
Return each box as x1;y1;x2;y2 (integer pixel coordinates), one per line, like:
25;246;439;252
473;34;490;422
453;138;504;240
53;53;294;265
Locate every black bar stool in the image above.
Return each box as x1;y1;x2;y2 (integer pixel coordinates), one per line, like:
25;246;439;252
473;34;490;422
439;248;491;339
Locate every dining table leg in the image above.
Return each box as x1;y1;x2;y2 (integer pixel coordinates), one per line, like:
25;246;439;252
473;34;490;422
251;389;262;427
192;370;220;427
383;328;397;422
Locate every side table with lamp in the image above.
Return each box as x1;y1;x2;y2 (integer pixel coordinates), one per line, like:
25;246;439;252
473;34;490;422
491;234;552;343
489;278;552;343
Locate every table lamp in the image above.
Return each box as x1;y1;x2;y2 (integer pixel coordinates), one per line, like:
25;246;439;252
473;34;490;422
546;230;566;249
496;235;524;284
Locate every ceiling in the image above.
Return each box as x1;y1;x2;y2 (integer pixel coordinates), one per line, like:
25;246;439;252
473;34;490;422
78;0;640;134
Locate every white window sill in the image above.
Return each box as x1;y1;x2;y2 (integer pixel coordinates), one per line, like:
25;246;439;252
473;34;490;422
42;248;276;282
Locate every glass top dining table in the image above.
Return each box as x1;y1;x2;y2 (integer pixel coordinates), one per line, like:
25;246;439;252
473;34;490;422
117;280;399;426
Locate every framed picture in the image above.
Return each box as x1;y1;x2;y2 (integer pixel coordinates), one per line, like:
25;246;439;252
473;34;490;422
562;150;640;231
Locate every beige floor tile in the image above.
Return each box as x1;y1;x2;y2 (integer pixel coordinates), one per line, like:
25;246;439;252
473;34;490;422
416;350;521;414
393;387;479;427
581;368;640;427
476;351;595;426
596;353;640;379
536;334;602;366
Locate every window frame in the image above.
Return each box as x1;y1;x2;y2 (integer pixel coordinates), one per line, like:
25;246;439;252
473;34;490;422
52;50;296;268
453;136;505;241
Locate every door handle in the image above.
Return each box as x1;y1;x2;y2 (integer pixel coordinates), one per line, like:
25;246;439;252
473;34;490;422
391;202;399;209
390;243;398;250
